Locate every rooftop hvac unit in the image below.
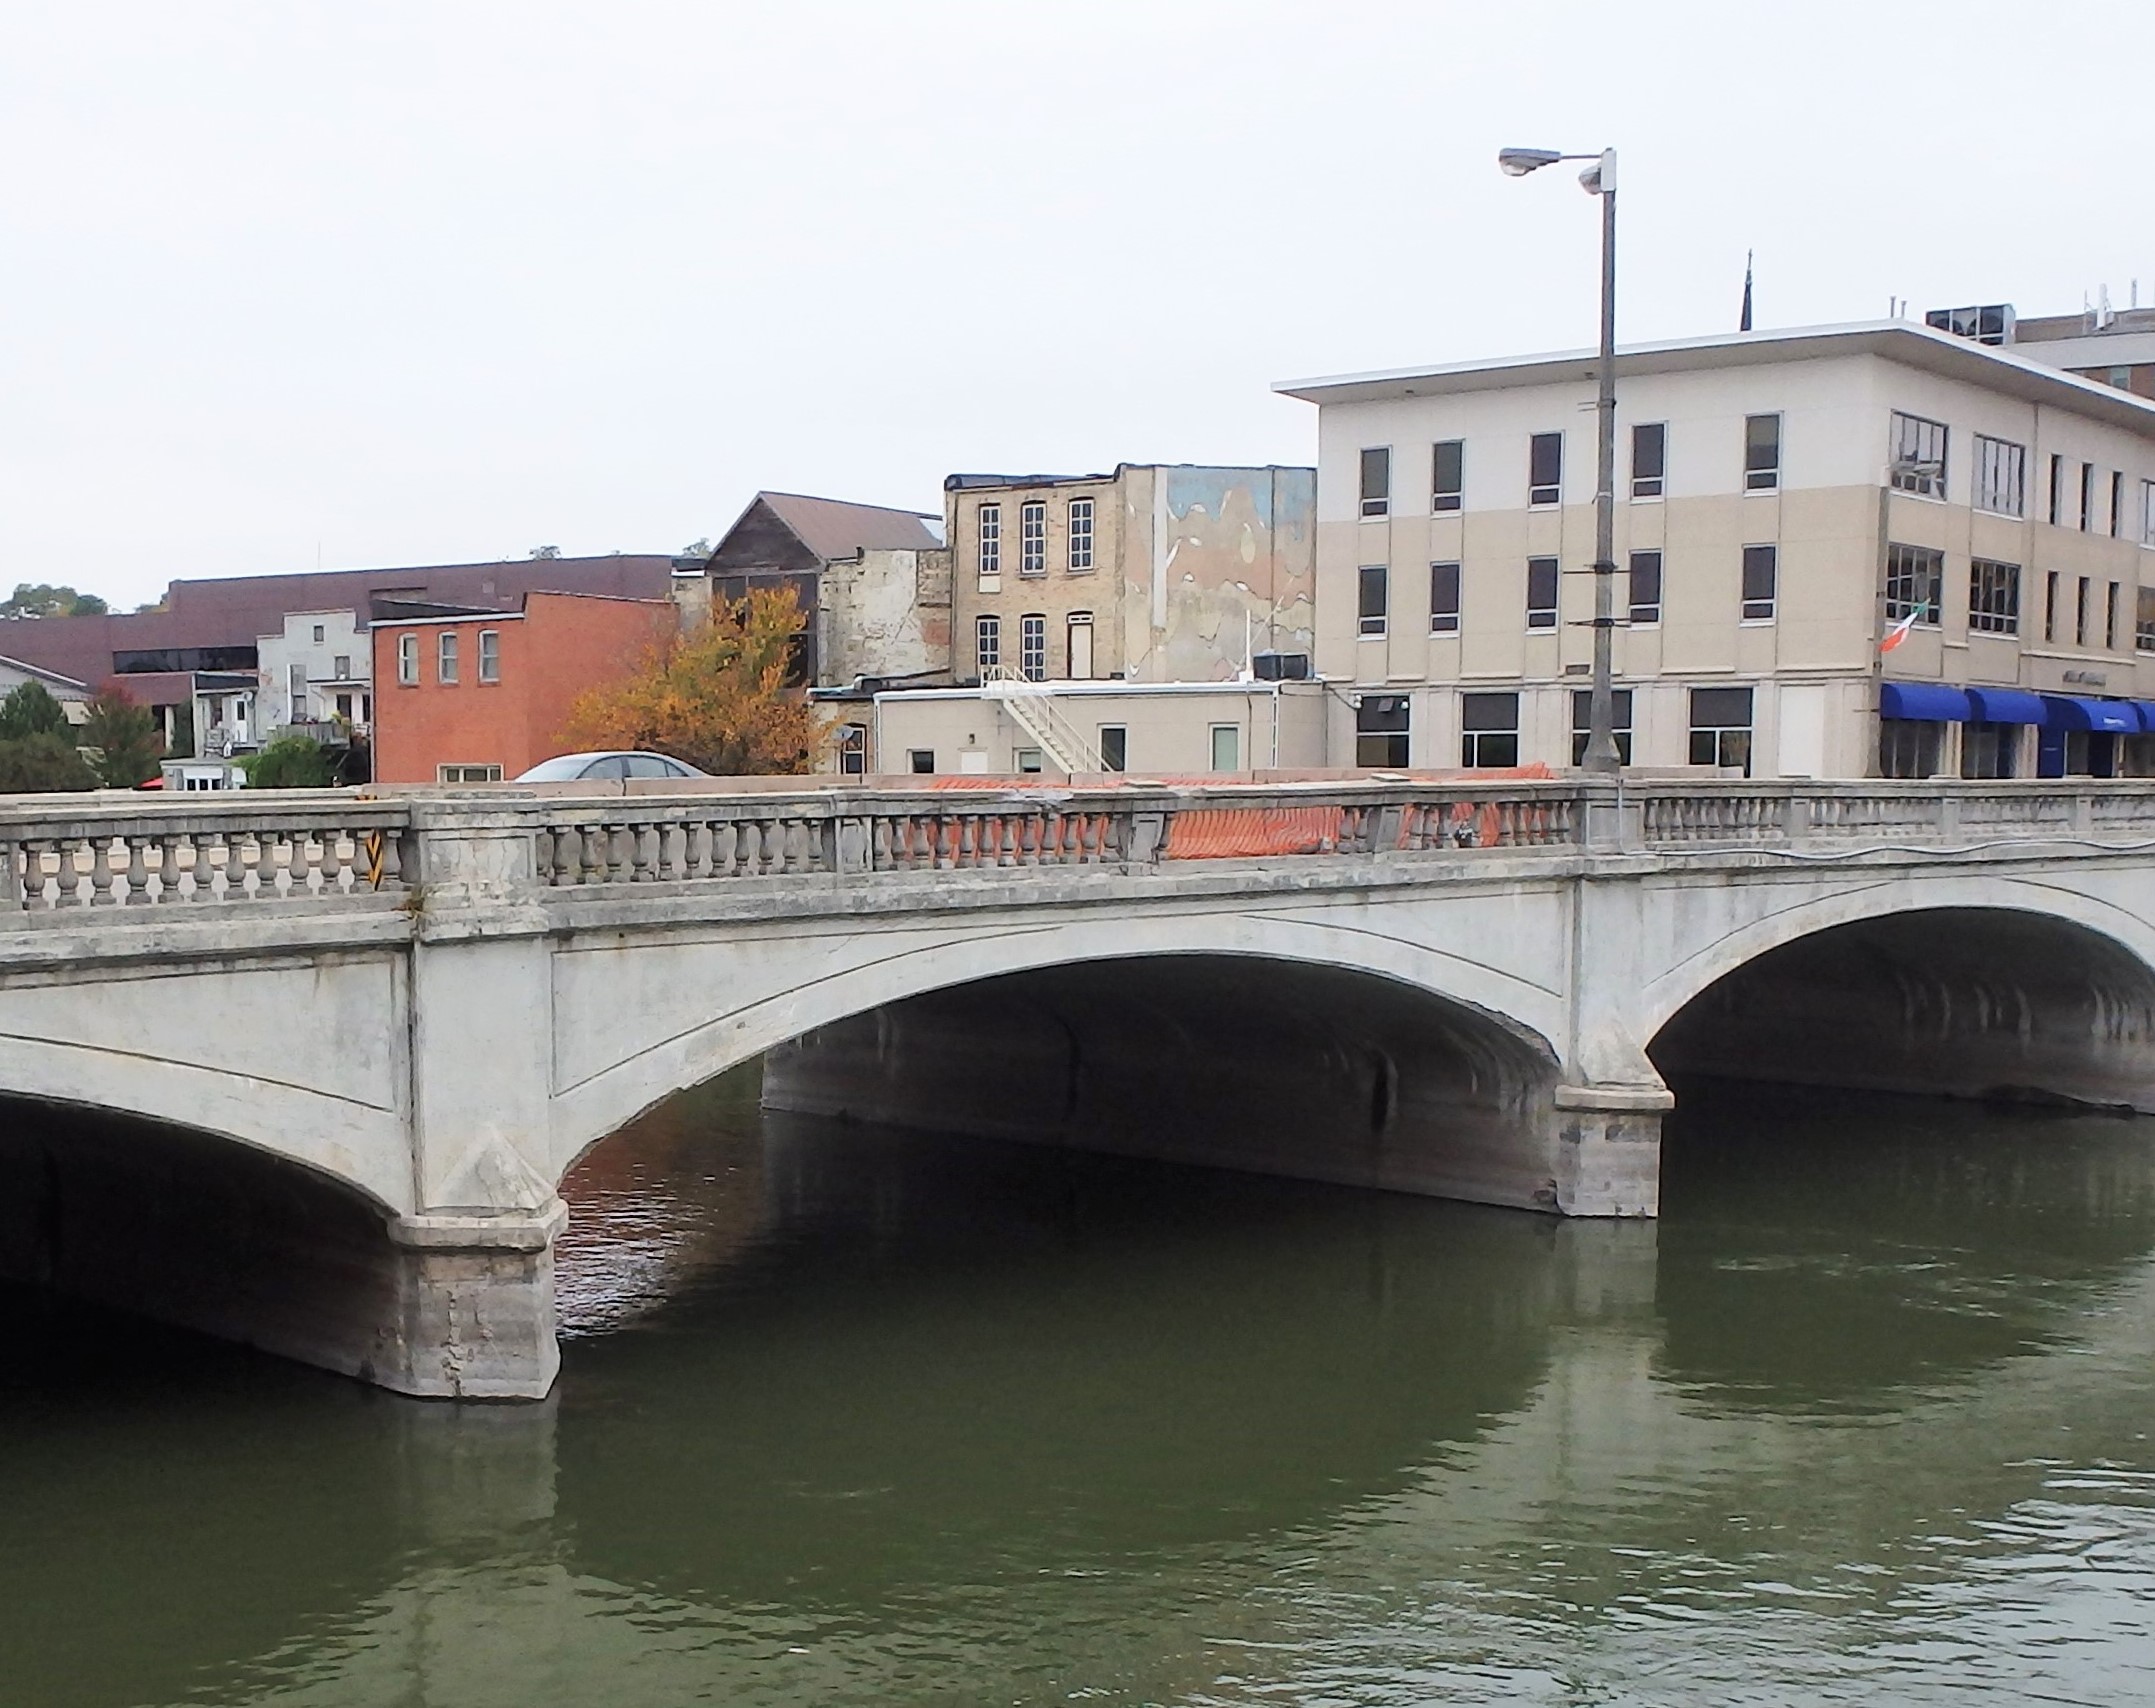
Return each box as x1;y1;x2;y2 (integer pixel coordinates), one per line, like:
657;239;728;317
1252;650;1311;681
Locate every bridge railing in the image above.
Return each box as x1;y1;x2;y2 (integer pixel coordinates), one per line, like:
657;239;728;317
13;777;2155;918
0;794;413;911
520;778;1588;887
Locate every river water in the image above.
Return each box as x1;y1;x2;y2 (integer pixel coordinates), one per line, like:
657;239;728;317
6;1072;2155;1706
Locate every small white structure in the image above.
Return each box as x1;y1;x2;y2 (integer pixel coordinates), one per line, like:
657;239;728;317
258;609;371;737
160;757;248;791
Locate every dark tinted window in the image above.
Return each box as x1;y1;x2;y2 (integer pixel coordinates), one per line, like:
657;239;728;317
1432;440;1464;511
1359;447;1391;518
582;755;631;780
1529;433;1562;505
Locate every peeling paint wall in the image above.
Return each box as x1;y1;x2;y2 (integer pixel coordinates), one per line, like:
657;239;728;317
1123;465;1316;684
820;548;953;686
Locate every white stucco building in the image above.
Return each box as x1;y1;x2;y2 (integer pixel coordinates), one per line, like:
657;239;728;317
1277;318;2155;780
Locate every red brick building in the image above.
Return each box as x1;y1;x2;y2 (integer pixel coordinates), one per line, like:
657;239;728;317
370;591;676;784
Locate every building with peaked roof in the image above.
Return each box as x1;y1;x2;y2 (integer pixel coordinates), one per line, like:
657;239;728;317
698;491;949;687
0;554;674;751
1275;317;2155;781
0;653;90;719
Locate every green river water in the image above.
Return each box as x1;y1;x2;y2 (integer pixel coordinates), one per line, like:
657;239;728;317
5;1072;2155;1706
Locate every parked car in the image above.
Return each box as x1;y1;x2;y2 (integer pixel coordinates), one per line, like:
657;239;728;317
513;751;709;782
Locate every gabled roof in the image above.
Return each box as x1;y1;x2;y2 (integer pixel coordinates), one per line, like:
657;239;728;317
0;652;89;694
749;491;941;560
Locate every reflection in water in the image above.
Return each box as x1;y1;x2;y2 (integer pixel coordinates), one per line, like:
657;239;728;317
4;1071;2155;1705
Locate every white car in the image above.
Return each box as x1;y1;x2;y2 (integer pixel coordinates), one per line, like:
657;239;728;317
513;751;709;782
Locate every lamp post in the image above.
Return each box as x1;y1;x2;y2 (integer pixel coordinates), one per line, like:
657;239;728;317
1499;145;1622;773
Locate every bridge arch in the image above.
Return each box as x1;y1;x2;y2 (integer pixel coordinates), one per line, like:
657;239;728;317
1643;881;2155;1112
546;908;1568;1189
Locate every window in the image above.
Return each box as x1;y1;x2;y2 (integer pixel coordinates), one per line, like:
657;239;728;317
1744;414;1781;491
978;503;1001;575
1429;561;1460;633
1067;498;1094;571
1631;422;1666;498
437;763;502;783
1884;542;1943;625
1016;748;1044;774
1962;723;2017;780
2080;462;2095;531
287;663;307;718
2045;571;2060;642
976;614;1001;673
1968;559;2020;634
1360;447;1391;518
838;724;866;775
436;631;459;684
1529;432;1563;506
908;749;935;774
1209;725;1241;772
2050;454;2065;525
1628;550;1663;624
335;693;352;719
1460;691;1519;768
2077;577;2091;646
1098;726;1127;771
333;654;351;678
311;624;325;644
1741;545;1777;620
1359;564;1388;637
1432;440;1463;512
397;633;418;685
2109;581;2122;650
1878;721;1942;779
1570;688;1634;765
1688;686;1754;773
2113;471;2126;539
1356;695;1411;767
1888;411;1946;497
2139;587;2155;653
1019;501;1047;575
1974;435;2025;516
2144;480;2155;546
1066;612;1094;680
478;629;500;683
1526;556;1559;629
1019;613;1047;681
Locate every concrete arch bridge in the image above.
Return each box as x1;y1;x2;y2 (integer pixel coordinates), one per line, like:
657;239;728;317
5;776;2155;1398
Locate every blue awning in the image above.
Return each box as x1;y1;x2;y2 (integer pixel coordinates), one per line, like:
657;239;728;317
1964;687;2048;724
2042;695;2140;734
2133;701;2155;733
1879;682;1974;722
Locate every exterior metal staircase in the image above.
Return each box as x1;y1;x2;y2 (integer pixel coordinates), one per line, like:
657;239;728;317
980;666;1103;774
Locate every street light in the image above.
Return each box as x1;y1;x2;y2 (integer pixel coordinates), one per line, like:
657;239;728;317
1499;144;1622;773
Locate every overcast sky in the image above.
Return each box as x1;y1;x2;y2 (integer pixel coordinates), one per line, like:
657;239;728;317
2;0;2147;609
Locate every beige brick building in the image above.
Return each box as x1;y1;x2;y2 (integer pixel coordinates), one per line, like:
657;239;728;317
945;464;1315;688
1277;319;2155;779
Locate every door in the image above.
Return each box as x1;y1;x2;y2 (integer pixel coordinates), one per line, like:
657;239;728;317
1775;684;1826;779
1067;614;1094;680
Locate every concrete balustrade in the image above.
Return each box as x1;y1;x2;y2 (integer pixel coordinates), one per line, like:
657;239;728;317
9;773;2155;1400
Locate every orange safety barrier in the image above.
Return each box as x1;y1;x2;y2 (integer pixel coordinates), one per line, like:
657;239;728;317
1164;805;1347;859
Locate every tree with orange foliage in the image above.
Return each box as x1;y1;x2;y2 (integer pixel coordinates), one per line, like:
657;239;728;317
559;584;824;776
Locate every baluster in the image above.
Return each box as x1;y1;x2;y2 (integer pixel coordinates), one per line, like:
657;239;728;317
957;815;979;868
871;818;893;871
631;823;657;882
532;827;555;885
572;824;599;883
12;840;42;908
53;840;86;906
731;821;758;875
120;835;150;904
684;822;711;880
762;818;786;875
711;821;737;877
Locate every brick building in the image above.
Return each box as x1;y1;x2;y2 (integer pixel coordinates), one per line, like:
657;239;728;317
369;591;675;784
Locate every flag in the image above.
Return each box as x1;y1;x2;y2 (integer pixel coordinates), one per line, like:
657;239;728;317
1879;610;1919;653
1740;250;1754;332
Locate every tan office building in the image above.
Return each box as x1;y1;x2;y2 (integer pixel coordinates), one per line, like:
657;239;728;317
945;464;1316;688
1277;319;2155;779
